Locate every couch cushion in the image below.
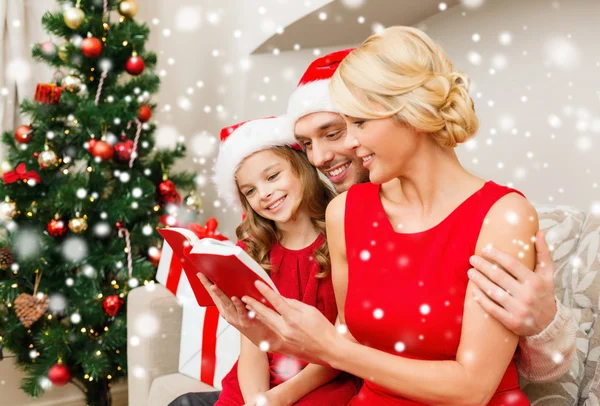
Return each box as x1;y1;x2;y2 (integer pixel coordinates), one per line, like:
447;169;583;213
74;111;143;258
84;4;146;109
574;213;600;405
148;373;217;406
521;205;587;405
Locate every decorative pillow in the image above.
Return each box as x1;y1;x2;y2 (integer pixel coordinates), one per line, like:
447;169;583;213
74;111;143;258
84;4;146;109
574;213;600;405
520;205;587;405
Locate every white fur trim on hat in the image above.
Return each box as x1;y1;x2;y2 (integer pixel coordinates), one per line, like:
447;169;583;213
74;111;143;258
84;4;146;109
212;116;296;212
286;79;338;129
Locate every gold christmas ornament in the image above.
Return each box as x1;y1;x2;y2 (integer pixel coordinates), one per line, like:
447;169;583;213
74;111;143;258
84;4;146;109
58;44;69;62
0;197;17;221
62;75;82;93
118;1;138;18
38;149;58;169
68;215;88;233
184;193;203;212
64;7;86;30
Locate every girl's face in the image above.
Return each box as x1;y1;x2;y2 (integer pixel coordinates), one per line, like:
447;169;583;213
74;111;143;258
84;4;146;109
236;149;303;224
342;115;421;184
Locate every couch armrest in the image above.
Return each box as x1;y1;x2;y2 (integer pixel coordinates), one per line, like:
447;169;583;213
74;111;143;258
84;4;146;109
127;283;183;406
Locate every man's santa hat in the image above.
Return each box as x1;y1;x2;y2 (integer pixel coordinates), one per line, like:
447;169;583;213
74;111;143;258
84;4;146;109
212;116;300;212
286;48;354;127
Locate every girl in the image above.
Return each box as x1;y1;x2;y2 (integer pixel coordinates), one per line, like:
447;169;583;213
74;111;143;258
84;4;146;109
208;116;359;406
243;27;536;405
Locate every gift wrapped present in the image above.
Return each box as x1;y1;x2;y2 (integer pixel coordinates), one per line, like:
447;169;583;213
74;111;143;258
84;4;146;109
35;83;62;104
156;218;240;388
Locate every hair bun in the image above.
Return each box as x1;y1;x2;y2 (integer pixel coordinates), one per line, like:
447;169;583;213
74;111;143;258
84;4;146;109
437;72;478;147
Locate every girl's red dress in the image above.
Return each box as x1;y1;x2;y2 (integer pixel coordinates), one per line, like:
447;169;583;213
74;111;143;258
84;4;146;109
215;234;360;405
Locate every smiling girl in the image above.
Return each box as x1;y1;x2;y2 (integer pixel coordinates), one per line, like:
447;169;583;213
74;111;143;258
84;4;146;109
209;116;359;406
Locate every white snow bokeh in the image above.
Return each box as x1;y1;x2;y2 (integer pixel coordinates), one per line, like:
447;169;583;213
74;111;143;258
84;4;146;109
93;222;111;239
461;0;485;9
62;237;88;262
154;126;180;150
133;313;160;337
14;229;41;259
467;51;482;66
131;365;147;379
178;96;192;111
341;0;365;9
175;6;202;32
545;37;581;70
48;294;68;313
82;264;97;278
273;356;303;382
5;58;31;85
191;132;218;157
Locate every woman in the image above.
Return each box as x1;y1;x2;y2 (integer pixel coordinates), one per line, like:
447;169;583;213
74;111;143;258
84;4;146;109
205;27;536;405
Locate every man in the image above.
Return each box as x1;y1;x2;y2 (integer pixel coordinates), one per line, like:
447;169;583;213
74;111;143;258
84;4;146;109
170;49;576;406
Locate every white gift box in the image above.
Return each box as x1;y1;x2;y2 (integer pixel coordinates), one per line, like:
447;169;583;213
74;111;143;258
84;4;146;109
156;236;240;388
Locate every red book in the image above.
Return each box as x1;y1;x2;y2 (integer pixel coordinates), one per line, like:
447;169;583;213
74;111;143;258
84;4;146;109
157;227;278;308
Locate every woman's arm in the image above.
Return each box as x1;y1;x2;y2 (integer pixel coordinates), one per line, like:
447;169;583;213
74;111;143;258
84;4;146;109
266;364;341;406
322;192;538;405
467;235;577;382
238;335;270;404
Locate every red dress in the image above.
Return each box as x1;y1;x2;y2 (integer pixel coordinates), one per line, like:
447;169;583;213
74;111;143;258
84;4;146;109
344;181;530;405
215;235;361;406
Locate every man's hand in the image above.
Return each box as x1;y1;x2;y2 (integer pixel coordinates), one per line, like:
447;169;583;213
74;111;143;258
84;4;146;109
468;230;557;336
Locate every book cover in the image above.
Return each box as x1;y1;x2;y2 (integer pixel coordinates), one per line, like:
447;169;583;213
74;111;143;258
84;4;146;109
157;227;278;308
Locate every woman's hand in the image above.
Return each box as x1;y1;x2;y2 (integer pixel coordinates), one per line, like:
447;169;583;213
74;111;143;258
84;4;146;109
242;281;340;365
197;273;280;348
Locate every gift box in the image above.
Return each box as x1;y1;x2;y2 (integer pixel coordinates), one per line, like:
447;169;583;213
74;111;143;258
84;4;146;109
35;83;62;104
179;280;240;388
155;219;240;388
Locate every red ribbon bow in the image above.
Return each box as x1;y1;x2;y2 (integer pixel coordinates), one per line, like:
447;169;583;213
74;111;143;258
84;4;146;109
2;163;41;184
188;217;228;241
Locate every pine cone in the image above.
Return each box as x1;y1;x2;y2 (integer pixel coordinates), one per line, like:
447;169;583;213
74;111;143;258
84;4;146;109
0;247;13;270
14;293;48;328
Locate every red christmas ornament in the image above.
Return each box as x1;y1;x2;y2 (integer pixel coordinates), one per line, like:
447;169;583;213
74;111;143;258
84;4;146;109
86;138;97;152
14;125;33;144
81;37;103;58
137;104;152;122
113;140;134;163
35;83;62;104
162;192;181;205
48;363;71;386
156;180;176;199
125;55;145;75
47;218;67;238
102;295;124;317
90;140;114;160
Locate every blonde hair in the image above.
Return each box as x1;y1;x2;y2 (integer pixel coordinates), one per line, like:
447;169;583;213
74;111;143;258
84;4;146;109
330;26;478;148
235;146;336;278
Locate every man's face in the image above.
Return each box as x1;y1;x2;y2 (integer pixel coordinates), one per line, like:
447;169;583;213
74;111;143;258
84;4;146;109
294;112;370;193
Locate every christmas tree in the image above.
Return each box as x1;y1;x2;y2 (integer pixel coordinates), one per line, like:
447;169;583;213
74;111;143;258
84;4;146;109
0;1;198;404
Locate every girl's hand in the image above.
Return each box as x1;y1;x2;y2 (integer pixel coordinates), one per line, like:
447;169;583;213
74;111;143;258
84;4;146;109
197;273;281;348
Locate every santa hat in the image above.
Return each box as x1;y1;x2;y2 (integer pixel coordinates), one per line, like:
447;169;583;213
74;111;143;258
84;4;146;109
286;48;354;127
212;116;300;212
